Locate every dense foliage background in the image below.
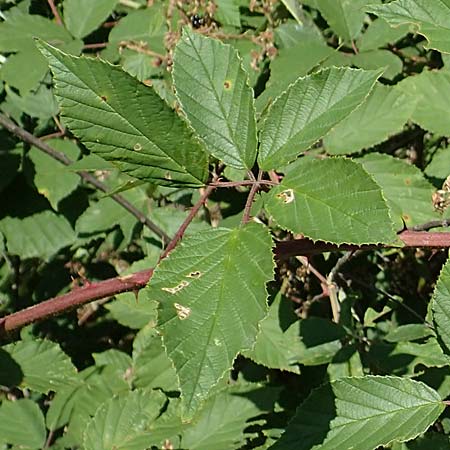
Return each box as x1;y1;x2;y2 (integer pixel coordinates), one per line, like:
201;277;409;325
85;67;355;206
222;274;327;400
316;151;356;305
2;0;450;449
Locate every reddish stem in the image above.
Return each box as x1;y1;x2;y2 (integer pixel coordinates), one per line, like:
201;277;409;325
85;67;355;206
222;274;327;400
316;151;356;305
2;230;450;336
47;0;63;25
0;270;153;336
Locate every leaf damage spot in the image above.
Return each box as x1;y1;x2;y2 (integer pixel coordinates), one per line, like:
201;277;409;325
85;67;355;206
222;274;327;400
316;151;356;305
276;189;295;204
162;280;189;294
133;143;142;151
164;172;172;180
186;271;202;279
100;95;107;101
224;80;232;90
174;302;191;320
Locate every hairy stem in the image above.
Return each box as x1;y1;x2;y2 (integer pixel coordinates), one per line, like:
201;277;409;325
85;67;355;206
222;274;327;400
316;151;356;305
0;113;171;245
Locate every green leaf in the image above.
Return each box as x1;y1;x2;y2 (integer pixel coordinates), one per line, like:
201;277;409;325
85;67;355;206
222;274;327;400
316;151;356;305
324;84;414;154
290;317;347;366
46;366;129;434
314;0;369;41
357;18;411;51
351;49;403;79
0;11;75;53
256;39;334;113
0;210;76;260
146;223;274;418
38;42;208;187
132;326;178;391
432;257;450;354
425;146;450;179
244;293;301;373
258;67;380;170
108;7;167;55
0;46;49;94
28;139;80;209
83;389;166;450
180;384;279;450
106;290;158;329
397;70;450;136
270;376;444;450
0;339;77;393
64;0;118;39
173;28;257;169
385;324;434;343
5;84;59;119
368;0;450;53
0;399;46;448
265;157;396;244
358;153;440;229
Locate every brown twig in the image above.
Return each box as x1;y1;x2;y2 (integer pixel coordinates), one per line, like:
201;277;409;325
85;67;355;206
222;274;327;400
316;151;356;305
83;42;108;50
210;180;277;188
160;185;216;259
119;41;166;60
47;0;63;25
242;170;263;224
0;113;171;245
2;230;450;336
411;219;450;231
0;269;153;336
274;231;450;260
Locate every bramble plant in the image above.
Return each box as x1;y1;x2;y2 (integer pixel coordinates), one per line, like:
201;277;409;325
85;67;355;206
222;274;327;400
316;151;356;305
3;0;450;449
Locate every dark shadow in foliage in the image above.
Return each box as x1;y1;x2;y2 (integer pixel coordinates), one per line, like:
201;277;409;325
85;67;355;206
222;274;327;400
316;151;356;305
271;382;336;450
365;341;416;376
298;317;346;348
0;348;23;388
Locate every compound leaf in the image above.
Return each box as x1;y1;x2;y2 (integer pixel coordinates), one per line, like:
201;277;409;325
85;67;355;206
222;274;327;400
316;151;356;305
145;223;274;418
271;376;444;450
38;42;208;187
265;157;396;244
258;67;380;170
368;0;450;53
173;28;257;169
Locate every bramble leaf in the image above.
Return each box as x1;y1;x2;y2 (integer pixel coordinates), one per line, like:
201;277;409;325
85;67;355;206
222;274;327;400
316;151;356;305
145;223;274;418
368;0;450;53
38;42;208;187
173;28;257;169
265;157;396;244
63;0;118;39
271;376;444;450
258;67;380;170
0;399;46;448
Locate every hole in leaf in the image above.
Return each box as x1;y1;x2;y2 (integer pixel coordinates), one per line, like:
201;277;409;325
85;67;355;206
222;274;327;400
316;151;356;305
186;271;202;278
276;189;295;204
162;280;189;294
174;302;191;320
